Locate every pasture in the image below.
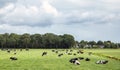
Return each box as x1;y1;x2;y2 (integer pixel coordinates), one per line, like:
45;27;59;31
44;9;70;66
0;49;120;70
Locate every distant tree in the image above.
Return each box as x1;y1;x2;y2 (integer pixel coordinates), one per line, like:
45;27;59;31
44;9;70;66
3;33;9;48
0;34;5;49
97;40;104;45
61;34;75;48
104;41;111;48
20;33;31;49
30;34;42;48
88;41;96;47
79;40;88;48
0;33;119;49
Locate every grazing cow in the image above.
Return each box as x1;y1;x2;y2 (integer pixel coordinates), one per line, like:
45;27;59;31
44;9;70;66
10;57;18;60
69;58;80;65
78;57;84;60
77;50;84;54
68;53;72;55
80;51;84;54
58;53;63;57
42;52;47;56
96;60;108;64
55;51;58;54
73;53;76;55
52;50;55;52
7;50;10;53
77;51;80;54
85;58;90;61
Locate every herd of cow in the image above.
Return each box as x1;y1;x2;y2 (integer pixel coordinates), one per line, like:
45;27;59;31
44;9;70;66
2;49;108;65
42;49;109;65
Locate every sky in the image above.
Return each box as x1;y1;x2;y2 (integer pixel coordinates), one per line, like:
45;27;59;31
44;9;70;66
0;0;120;42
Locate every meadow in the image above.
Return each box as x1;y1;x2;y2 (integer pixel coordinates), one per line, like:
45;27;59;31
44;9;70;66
0;49;120;70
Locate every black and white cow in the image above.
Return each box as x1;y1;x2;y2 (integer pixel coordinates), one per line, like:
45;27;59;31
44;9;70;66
96;60;108;64
10;57;18;60
69;58;80;65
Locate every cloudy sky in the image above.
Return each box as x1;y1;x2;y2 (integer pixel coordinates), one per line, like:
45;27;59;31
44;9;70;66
0;0;120;42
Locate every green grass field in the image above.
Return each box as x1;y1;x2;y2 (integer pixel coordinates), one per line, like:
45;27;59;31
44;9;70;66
0;49;120;70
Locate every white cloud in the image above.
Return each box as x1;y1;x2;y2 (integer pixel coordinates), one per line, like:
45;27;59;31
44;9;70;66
0;3;14;15
41;1;59;16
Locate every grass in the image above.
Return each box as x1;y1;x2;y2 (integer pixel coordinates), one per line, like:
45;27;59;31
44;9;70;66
0;49;120;70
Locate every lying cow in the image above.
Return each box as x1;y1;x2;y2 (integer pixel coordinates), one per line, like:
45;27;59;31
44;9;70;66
78;57;84;60
58;53;63;57
7;50;10;53
10;57;18;60
52;50;55;52
85;58;90;61
96;60;108;64
68;53;72;55
69;58;80;65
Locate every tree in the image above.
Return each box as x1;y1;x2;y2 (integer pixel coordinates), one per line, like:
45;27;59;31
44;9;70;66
3;33;9;48
97;40;104;45
0;34;5;49
61;34;75;48
8;33;20;48
20;33;31;49
30;34;42;48
79;40;88;48
88;41;96;47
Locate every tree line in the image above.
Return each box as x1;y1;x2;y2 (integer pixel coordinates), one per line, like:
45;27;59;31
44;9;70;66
76;40;120;49
0;33;75;49
0;33;120;49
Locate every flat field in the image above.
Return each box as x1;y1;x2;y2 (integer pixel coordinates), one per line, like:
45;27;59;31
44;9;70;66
0;49;120;70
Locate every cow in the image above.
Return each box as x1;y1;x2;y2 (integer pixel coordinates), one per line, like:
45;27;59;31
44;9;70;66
73;53;77;55
42;52;47;56
58;53;63;57
85;58;90;61
68;53;72;55
55;51;58;54
69;58;80;65
74;60;80;65
69;58;78;63
77;50;84;54
70;50;73;52
52;50;55;52
96;60;108;64
78;57;84;60
7;50;10;53
10;57;18;60
14;52;16;55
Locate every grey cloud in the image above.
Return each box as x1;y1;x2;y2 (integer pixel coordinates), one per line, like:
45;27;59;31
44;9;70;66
0;0;17;8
